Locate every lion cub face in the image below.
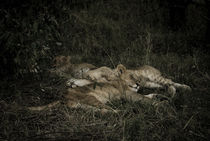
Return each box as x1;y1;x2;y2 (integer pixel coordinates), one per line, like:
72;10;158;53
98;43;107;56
53;55;71;68
116;64;139;92
50;55;73;77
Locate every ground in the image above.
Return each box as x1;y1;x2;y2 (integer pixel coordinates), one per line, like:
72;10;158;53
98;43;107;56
0;0;209;140
0;53;209;141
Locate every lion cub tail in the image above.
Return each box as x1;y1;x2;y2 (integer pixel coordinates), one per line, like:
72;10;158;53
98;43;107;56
27;101;61;111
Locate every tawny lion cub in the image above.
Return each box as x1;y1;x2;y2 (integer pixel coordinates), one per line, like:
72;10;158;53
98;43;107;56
28;65;157;113
51;55;96;78
125;65;191;96
67;64;191;96
67;64;140;91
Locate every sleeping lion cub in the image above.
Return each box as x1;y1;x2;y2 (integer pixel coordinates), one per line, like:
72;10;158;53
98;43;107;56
51;55;96;78
28;64;157;113
51;55;191;96
119;65;191;96
28;63;191;113
67;64;191;96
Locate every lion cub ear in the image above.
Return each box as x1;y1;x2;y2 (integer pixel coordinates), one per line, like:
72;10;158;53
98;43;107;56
117;64;126;74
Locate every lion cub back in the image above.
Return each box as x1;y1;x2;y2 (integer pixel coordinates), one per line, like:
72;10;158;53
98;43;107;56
84;66;118;83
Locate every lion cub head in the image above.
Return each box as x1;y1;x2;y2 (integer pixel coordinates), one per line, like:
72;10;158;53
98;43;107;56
116;64;139;92
53;55;71;68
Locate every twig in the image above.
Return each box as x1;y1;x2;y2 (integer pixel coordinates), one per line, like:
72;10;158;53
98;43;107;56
188;130;207;139
94;41;116;68
103;48;116;68
183;112;198;130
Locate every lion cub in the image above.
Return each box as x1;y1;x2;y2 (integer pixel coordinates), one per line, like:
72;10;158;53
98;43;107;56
28;65;157;113
67;64;140;92
51;55;96;78
127;65;191;96
67;64;191;96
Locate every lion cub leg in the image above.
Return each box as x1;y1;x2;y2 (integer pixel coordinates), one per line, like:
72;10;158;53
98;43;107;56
126;90;168;101
143;81;177;97
172;82;192;91
153;76;191;92
139;81;163;89
142;76;191;96
123;90;158;105
66;78;93;88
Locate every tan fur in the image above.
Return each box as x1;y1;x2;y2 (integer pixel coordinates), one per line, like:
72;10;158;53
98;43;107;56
51;55;96;78
32;62;191;112
68;64;139;92
122;65;191;95
28;65;157;113
69;64;191;96
64;80;155;112
29;81;155;113
84;66;119;83
53;55;71;68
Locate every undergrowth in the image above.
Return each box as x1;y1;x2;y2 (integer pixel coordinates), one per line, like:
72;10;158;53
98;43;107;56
0;0;209;140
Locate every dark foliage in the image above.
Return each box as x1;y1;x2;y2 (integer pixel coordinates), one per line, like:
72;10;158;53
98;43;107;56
0;0;209;140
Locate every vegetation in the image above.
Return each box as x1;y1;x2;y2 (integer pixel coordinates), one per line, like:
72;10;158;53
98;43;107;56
0;0;209;140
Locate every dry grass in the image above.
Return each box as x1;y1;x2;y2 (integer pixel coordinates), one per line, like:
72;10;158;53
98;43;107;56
0;0;209;140
0;52;209;140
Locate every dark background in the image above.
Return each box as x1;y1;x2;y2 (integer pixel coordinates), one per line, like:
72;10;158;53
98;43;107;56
0;0;209;78
0;0;209;140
